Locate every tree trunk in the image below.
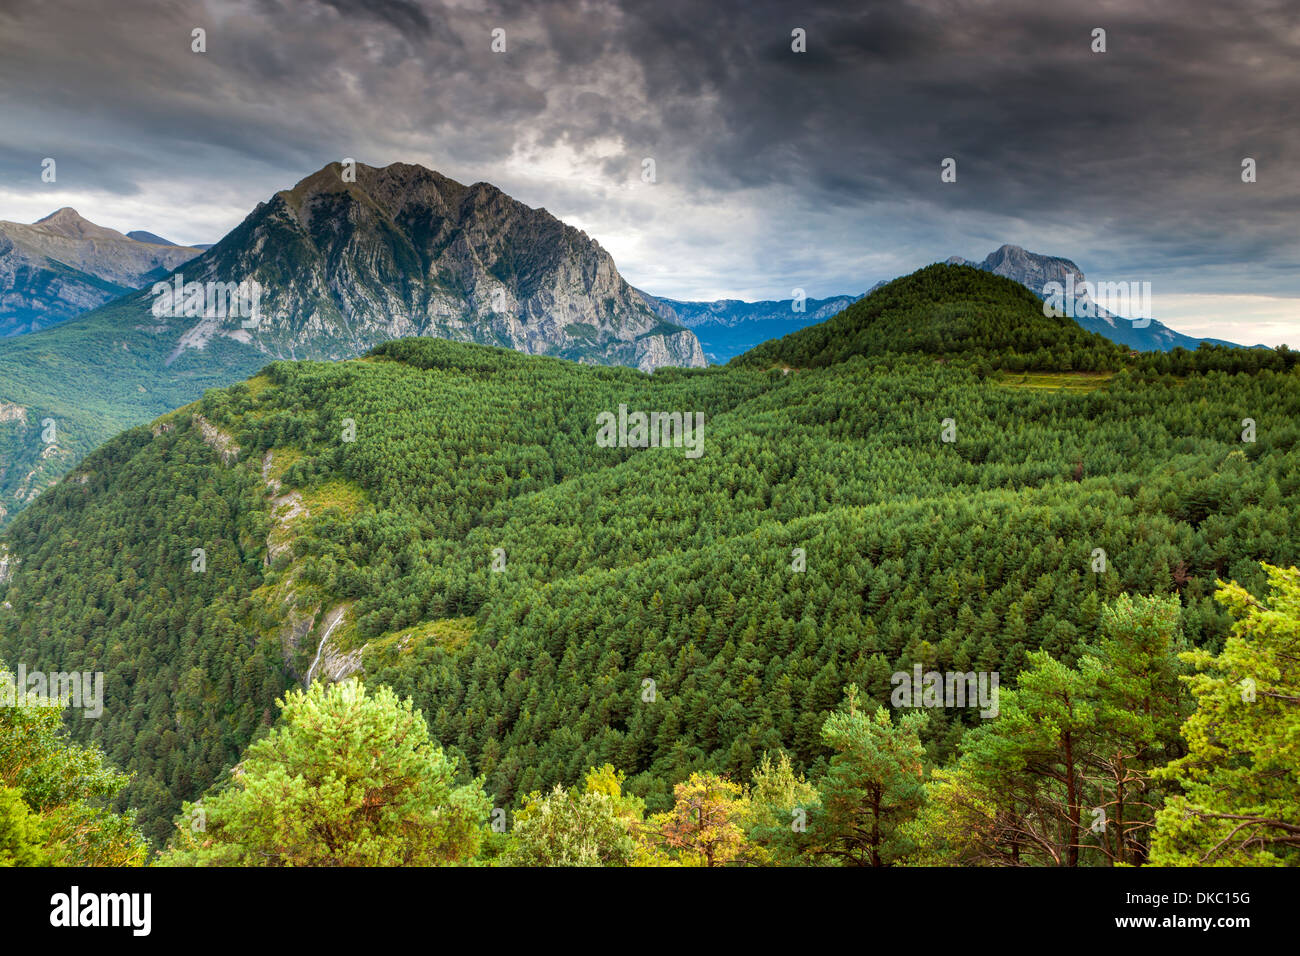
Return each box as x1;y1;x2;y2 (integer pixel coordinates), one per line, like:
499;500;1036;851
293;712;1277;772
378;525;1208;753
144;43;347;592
1064;731;1080;866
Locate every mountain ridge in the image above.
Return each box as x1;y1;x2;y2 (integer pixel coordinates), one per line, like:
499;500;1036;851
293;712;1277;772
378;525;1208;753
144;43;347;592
646;243;1258;361
0;208;204;336
636;288;862;363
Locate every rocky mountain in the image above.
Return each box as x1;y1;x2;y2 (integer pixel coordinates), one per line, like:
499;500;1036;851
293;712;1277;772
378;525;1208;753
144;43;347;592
177;162;704;372
0;209;204;336
948;244;1250;351
0;162;705;527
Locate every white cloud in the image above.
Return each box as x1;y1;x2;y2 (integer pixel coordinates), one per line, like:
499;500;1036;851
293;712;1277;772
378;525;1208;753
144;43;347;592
1150;294;1299;348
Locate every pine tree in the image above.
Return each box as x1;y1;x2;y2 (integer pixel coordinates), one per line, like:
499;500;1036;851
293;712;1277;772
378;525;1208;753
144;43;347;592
1151;565;1300;865
806;686;927;866
159;680;489;866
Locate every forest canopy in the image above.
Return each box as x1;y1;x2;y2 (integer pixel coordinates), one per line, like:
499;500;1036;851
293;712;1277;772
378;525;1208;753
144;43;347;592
1;265;1296;863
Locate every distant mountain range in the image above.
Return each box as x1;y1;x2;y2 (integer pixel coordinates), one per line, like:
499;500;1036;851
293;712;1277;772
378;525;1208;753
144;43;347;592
0;170;1274;526
0;202;1255;364
0;208;204;335
637;291;861;363
646;244;1258;363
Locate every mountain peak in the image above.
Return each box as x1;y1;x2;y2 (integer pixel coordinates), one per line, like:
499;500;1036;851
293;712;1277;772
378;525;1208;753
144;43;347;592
954;243;1085;288
31;206;127;241
36;205;86;224
983;243;1025;265
0;209;205;335
285;160;455;197
186;162;704;371
979;243;1077;274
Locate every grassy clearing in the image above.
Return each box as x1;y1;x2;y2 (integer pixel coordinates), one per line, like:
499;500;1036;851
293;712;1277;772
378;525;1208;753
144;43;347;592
362;617;477;660
995;371;1115;392
300;479;366;517
264;447;304;483
243;373;274;399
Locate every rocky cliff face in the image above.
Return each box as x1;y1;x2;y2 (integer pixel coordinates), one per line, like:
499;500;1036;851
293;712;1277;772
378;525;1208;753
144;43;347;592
948;245;1085;299
0;208;204;335
166;162;705;371
0;542;16;587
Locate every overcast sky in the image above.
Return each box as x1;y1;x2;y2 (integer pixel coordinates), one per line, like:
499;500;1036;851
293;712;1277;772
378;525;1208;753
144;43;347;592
1;0;1297;345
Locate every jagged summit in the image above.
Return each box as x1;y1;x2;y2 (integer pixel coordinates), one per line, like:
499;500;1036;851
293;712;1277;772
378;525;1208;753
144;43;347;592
948;244;1085;292
184;160;705;371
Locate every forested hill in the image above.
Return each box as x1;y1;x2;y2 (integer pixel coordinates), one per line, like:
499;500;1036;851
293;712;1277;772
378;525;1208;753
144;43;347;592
736;264;1128;371
1;264;1297;856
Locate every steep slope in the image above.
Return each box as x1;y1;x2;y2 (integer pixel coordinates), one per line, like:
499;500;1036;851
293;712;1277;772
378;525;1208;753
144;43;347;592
0;163;704;526
0;209;204;335
0;296;269;526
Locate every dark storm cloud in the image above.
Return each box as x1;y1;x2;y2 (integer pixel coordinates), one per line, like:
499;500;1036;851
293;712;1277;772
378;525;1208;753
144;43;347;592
611;2;1299;238
311;0;435;37
0;0;1297;317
